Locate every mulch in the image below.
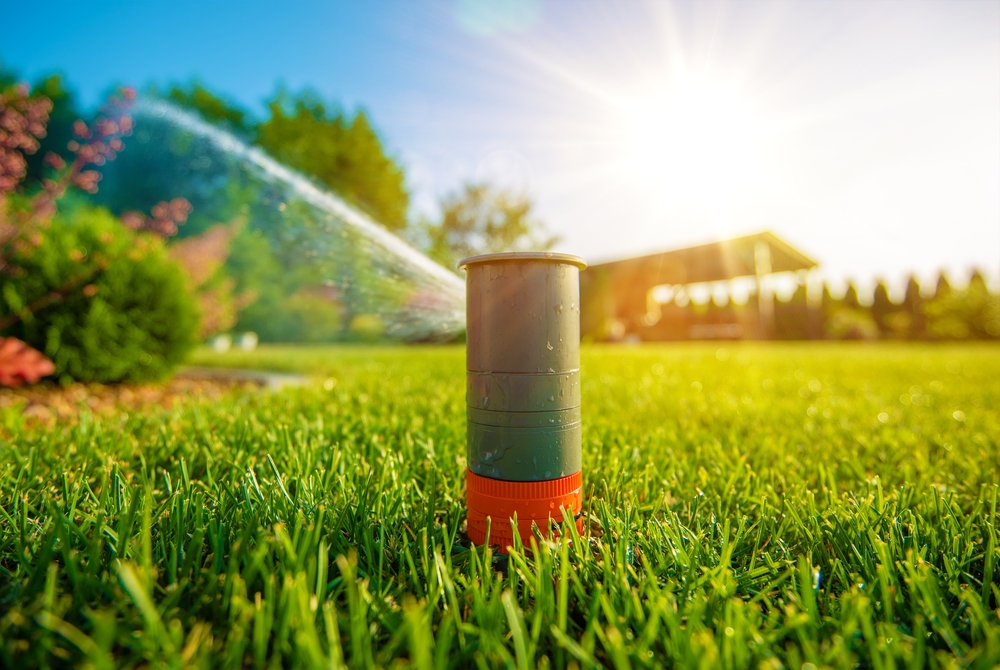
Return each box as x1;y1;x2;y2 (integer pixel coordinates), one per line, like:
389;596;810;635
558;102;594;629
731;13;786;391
0;375;262;426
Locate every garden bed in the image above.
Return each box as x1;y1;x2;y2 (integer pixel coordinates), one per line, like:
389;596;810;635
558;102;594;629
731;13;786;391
0;366;306;424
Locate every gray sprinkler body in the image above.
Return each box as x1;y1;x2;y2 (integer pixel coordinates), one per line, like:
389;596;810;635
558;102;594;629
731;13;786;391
459;252;587;482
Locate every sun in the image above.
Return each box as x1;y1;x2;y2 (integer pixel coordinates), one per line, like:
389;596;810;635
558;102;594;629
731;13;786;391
617;79;767;204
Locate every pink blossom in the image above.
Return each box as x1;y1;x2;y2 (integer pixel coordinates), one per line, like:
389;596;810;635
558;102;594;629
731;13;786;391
72;119;92;139
73;170;101;194
121;211;145;230
96;118;119;136
44;152;66;170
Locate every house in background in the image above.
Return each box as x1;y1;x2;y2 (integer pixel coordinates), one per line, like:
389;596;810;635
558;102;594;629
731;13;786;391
580;232;819;341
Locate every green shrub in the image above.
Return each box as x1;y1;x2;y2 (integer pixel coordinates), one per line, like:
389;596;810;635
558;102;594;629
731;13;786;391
1;205;199;383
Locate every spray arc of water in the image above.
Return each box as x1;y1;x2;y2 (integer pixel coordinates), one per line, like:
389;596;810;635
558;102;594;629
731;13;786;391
103;97;465;342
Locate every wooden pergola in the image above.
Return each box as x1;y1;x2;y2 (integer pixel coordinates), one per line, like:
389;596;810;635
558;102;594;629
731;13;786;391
580;231;818;340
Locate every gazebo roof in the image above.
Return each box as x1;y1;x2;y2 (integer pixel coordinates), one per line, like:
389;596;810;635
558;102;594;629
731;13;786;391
584;231;817;287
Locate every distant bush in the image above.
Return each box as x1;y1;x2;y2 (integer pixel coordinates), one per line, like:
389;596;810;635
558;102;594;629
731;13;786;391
924;270;1000;340
1;205;199;383
825;307;880;340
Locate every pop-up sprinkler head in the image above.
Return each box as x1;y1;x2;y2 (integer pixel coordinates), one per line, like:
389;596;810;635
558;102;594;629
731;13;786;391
459;252;587;550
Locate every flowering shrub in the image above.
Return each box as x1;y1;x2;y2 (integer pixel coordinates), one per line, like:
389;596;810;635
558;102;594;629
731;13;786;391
1;83;135;290
2;205;198;383
0;82;199;384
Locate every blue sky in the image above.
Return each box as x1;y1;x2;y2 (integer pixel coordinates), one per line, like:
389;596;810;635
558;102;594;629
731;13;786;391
5;0;999;292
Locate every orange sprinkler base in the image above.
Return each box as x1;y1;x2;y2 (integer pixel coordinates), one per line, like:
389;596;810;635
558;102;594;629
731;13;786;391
466;469;583;550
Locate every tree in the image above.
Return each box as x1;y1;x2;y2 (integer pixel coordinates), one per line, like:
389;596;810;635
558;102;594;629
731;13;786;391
842;281;861;310
900;274;925;338
933;271;952;299
967;269;1000;339
92;98;254;239
164;81;252;135
820;282;836;314
870;279;895;334
256;90;409;231
423;182;559;270
158;84;410;233
773;283;810;340
822;280;878;340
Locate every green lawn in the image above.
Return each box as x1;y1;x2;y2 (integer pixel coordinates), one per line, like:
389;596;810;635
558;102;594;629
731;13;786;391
2;343;998;668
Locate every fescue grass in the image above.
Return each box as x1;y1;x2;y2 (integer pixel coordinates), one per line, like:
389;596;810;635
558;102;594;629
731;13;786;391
1;343;998;669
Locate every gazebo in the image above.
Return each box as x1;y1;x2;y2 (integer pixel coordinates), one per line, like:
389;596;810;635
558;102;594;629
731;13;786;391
580;231;818;340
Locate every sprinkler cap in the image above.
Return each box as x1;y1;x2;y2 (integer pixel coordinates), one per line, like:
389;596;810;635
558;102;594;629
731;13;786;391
458;251;587;270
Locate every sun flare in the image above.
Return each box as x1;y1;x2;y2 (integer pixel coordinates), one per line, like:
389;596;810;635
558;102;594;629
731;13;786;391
616;80;767;203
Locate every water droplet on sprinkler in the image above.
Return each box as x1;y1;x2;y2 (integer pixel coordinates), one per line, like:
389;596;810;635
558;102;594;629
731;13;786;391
547;395;554;402
546;341;554;351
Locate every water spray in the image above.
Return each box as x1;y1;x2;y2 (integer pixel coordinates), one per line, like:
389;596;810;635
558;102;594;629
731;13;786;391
460;252;586;549
102;97;465;342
